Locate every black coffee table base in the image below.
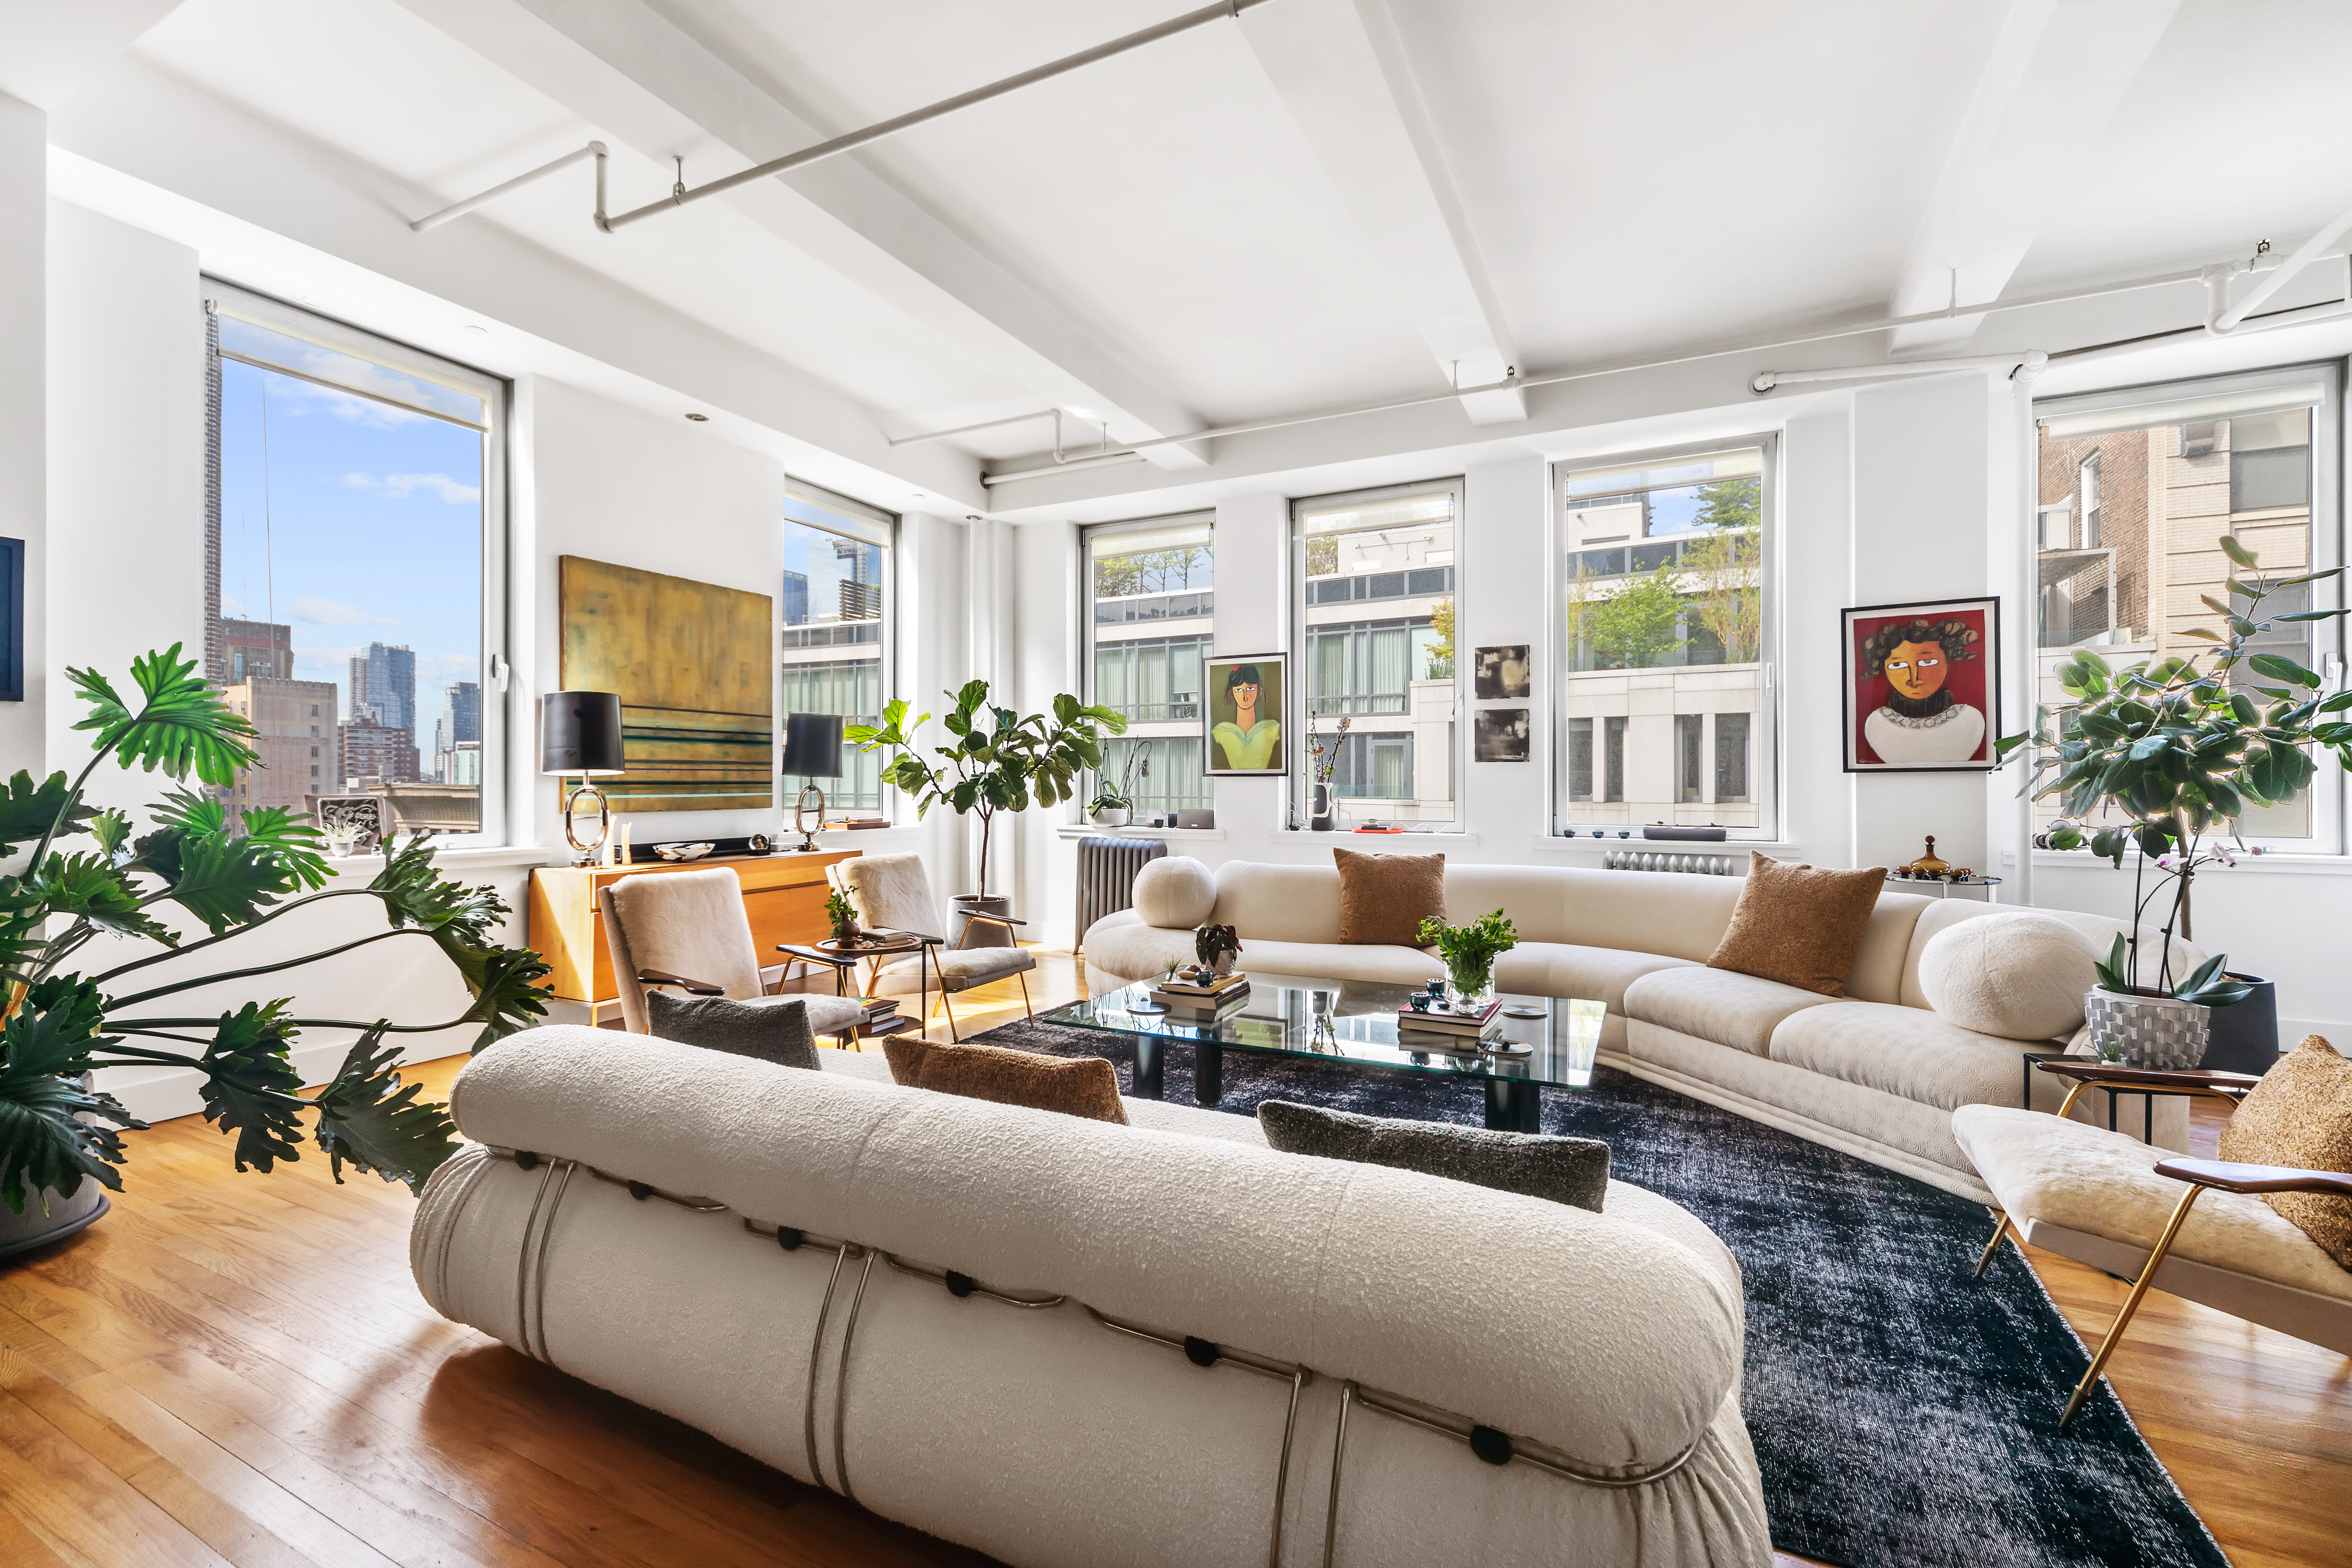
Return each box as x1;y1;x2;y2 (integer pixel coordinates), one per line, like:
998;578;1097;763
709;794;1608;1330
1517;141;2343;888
1132;1035;1538;1132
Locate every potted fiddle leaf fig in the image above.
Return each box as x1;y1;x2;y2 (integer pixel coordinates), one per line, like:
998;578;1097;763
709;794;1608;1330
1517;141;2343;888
849;680;1127;944
0;646;553;1258
1996;539;2350;1068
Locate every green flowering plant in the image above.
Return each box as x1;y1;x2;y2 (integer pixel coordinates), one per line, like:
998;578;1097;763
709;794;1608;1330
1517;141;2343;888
1416;908;1518;997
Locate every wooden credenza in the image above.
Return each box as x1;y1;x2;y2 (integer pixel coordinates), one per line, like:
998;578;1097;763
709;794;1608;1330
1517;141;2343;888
528;849;862;1023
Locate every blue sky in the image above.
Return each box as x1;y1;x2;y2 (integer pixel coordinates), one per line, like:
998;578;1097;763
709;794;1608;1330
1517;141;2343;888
218;358;483;751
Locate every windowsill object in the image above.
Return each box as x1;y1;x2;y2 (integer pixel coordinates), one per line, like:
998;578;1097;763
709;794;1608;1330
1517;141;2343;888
323;845;558;874
1056;825;1228;842
1532;835;1797;855
1268;829;1478;847
2032;848;2352;877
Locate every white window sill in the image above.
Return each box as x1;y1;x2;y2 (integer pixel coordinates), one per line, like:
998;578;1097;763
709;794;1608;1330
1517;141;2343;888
1057;825;1228;842
1268;829;1478;846
1533;835;1793;854
323;845;556;875
2032;848;2352;877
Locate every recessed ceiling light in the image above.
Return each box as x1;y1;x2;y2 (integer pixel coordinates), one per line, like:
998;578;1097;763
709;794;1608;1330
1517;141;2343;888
462;323;489;335
684;412;709;421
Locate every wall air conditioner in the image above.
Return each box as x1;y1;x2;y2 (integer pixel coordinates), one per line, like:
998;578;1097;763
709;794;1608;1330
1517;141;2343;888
2180;419;2221;458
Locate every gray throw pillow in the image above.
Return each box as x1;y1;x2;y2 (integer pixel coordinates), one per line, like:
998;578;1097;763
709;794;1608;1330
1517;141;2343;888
644;991;821;1071
1256;1100;1608;1212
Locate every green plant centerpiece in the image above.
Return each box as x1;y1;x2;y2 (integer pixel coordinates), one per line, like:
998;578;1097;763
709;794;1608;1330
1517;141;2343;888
849;680;1127;898
824;888;860;944
1193;922;1242;976
1416;908;1517;1004
1997;540;2350;1062
0;646;552;1244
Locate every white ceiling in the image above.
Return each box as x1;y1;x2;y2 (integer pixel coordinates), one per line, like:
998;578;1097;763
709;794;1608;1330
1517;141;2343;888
98;0;2352;472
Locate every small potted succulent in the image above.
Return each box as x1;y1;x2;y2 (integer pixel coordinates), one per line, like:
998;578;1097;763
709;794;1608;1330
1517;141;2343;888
1997;538;2341;1069
1194;922;1242;977
1416;908;1517;1006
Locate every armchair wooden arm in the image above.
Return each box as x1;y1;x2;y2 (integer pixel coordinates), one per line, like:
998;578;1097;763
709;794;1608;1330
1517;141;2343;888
2156;1156;2352;1198
636;968;726;996
954;910;1028;951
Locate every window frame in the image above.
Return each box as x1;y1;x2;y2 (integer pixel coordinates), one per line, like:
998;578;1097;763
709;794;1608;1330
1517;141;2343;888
1548;434;1780;841
780;478;899;822
2032;361;2343;854
1289;478;1467;833
1081;510;1216;823
203;278;511;848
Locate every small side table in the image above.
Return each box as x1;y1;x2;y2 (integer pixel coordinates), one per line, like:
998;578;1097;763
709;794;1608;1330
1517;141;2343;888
2025;1054;2262;1144
792;933;950;1035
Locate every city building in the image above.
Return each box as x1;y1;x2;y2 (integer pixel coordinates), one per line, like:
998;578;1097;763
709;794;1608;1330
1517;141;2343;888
219;677;338;819
339;721;419;786
348;641;416;732
220;618;292;684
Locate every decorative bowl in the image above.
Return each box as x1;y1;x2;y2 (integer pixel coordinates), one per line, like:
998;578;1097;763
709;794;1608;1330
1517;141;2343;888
654;842;716;862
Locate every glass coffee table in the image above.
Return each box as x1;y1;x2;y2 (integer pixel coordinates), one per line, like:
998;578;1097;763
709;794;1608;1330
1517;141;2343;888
1042;972;1605;1132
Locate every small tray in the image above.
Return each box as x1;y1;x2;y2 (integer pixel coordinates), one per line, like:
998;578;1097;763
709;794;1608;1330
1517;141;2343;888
1500;1005;1546;1019
1482;1039;1535;1057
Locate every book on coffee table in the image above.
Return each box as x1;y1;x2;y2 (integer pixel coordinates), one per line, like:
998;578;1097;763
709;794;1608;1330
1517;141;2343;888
1151;984;1252;1023
1155;971;1247;997
1396;998;1502;1036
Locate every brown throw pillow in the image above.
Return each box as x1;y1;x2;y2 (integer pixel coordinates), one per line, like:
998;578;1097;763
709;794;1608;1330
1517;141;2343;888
1334;847;1447;946
882;1038;1128;1125
2217;1036;2352;1270
1706;852;1886;996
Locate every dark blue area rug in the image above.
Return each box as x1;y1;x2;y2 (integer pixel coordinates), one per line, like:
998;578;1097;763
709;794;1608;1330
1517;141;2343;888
973;1017;2229;1568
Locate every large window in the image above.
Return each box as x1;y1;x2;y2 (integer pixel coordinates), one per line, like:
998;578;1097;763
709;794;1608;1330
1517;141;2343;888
1294;483;1462;830
205;282;506;843
1086;514;1214;819
782;481;895;815
1555;443;1774;838
2034;366;2340;849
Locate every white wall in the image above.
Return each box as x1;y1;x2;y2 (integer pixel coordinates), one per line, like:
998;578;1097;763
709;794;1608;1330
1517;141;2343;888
1;94;46;777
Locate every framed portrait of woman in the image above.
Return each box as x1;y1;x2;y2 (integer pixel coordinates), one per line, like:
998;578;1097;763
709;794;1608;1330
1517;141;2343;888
1841;597;2000;772
1202;653;1288;775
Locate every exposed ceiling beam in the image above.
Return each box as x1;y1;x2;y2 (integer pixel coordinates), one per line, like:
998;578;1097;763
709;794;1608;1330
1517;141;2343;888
394;0;1210;468
1889;0;2183;352
0;0;188;109
1240;0;1525;424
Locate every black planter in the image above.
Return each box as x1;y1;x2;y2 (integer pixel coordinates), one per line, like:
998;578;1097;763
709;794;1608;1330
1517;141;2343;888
2199;973;2280;1076
951;893;1014;948
1309;783;1336;832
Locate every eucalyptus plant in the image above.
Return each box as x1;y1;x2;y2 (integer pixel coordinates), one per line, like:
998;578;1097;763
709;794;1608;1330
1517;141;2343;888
1996;539;2350;1001
849;680;1127;895
0;646;552;1217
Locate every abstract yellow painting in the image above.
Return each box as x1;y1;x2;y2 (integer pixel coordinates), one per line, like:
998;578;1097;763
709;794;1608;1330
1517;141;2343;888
559;555;773;811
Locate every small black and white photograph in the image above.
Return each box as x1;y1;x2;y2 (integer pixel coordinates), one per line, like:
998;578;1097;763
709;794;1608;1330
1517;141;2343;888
1474;644;1531;700
1474;708;1530;762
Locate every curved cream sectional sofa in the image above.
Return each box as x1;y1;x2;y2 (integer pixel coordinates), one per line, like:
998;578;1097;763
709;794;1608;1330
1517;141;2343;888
1083;860;2201;1204
413;1027;1774;1567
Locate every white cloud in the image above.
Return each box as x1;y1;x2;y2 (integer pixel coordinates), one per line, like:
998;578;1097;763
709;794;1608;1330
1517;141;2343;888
290;597;397;626
340;470;480;504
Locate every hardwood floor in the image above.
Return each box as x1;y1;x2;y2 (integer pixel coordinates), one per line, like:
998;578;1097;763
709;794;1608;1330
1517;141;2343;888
1;951;2342;1568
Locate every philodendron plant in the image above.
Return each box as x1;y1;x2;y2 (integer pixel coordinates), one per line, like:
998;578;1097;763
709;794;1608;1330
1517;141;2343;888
1996;539;2351;1003
0;646;552;1219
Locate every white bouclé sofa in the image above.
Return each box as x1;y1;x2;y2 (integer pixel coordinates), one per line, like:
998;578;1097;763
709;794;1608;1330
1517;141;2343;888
413;1027;1775;1568
1084;859;2203;1203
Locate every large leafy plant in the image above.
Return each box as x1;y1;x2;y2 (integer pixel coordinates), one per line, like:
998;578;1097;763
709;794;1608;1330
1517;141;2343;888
1;646;552;1217
849;681;1127;895
1997;540;2349;1003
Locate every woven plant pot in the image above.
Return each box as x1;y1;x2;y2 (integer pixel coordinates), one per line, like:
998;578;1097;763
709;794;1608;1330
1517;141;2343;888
2084;986;2210;1071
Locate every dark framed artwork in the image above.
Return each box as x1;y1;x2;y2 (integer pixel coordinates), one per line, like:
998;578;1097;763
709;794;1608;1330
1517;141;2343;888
1203;653;1287;775
0;537;20;702
1474;644;1531;700
1474;708;1530;762
1841;597;2001;772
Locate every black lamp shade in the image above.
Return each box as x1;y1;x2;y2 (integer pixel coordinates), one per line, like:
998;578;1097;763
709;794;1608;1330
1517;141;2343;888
541;691;626;776
780;712;845;778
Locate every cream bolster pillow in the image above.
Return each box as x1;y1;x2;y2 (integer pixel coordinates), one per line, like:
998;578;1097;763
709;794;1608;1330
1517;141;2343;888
1131;855;1215;928
1916;912;2101;1041
450;1026;1741;1466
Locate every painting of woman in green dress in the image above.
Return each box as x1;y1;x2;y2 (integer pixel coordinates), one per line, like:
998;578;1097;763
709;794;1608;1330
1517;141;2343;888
1205;655;1286;775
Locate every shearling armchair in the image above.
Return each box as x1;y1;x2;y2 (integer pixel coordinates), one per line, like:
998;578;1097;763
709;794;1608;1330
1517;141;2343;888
597;867;869;1043
834;852;1035;1040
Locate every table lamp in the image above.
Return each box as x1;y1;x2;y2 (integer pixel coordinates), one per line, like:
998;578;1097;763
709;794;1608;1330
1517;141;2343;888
541;691;625;865
780;712;844;852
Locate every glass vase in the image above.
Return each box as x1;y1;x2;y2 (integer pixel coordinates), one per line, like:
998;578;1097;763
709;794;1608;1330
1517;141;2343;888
1445;961;1493;1007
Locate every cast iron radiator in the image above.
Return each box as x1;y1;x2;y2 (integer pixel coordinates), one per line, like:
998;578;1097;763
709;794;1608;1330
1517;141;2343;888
1076;836;1168;951
1603;849;1740;876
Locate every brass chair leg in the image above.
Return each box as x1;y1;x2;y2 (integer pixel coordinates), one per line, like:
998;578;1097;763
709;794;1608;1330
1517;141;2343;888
2058;1181;2207;1430
1973;1211;2014;1278
1018;969;1034;1023
930;946;960;1041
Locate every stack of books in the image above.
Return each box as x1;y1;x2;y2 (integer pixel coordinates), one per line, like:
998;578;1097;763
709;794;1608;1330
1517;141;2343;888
1398;997;1502;1046
1149;969;1250;1024
856;996;901;1031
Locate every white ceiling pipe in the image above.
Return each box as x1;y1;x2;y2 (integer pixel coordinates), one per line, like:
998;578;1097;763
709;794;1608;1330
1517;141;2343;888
2209;204;2352;332
980;450;1149;486
597;0;1280;233
1750;351;2048;394
411;142;607;232
888;409;1059;447
2206;253;2352;337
